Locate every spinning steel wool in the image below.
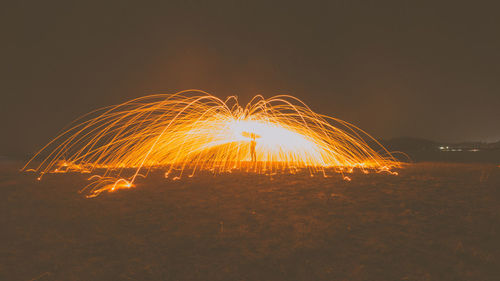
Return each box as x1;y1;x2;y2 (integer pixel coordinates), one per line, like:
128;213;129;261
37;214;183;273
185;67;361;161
23;90;398;197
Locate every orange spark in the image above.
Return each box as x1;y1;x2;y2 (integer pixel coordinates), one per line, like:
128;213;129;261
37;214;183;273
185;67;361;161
23;90;399;197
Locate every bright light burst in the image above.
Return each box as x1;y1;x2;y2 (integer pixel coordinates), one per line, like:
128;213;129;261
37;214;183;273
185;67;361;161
23;90;399;197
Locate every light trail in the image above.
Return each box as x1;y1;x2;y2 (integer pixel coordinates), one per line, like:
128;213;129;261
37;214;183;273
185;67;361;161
23;90;399;197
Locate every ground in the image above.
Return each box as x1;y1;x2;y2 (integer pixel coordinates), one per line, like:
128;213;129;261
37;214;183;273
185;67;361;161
1;162;499;281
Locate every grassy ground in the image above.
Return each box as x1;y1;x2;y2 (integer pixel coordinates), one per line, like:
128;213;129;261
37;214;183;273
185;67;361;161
1;162;499;280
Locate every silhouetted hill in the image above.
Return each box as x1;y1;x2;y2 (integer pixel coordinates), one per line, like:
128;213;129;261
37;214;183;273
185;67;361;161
380;137;439;152
380;137;500;163
484;140;500;150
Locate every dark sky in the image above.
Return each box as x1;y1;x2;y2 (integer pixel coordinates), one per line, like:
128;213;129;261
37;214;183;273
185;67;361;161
2;1;499;157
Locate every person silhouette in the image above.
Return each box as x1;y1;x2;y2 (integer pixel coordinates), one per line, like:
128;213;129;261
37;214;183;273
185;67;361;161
250;133;257;163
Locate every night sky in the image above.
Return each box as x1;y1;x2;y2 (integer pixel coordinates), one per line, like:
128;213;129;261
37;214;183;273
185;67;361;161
2;1;499;158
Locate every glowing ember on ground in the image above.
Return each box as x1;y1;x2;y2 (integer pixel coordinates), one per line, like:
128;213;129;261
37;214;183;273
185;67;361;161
23;90;399;197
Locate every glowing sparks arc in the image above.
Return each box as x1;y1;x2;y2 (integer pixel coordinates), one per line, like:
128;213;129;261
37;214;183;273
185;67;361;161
23;90;399;197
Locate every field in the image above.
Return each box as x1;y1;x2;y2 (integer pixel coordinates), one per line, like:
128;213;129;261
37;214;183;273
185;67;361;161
1;162;499;280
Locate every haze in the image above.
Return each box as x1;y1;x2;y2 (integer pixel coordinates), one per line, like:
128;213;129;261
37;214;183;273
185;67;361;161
2;1;499;158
